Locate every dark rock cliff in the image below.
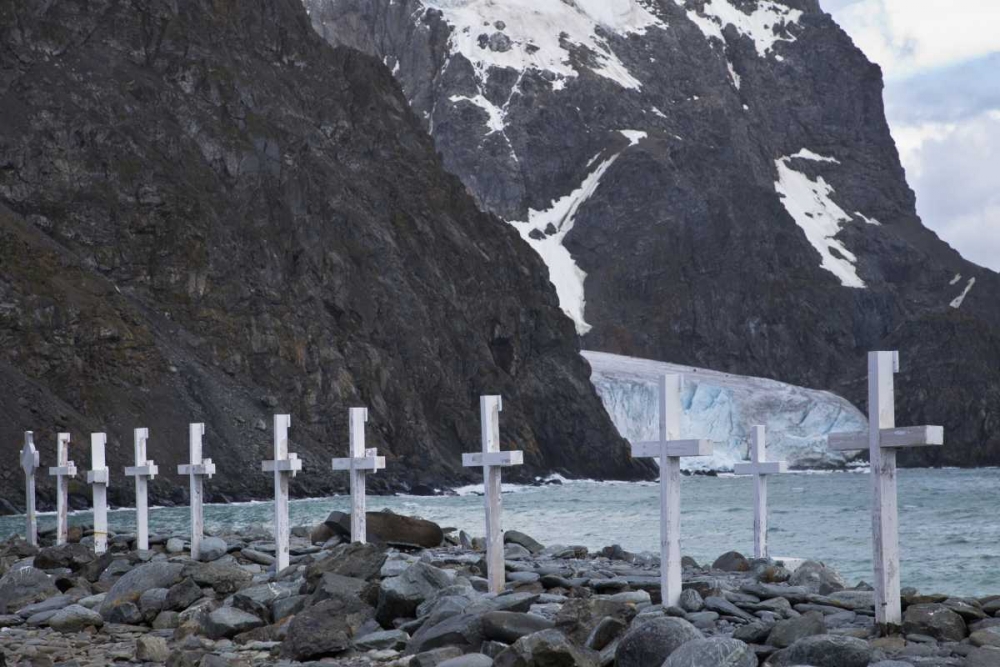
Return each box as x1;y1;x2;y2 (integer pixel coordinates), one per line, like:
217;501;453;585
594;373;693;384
306;0;1000;466
0;0;653;509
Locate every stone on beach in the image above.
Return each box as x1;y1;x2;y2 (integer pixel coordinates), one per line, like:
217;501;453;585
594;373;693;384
46;604;104;633
99;562;184;620
663;637;756;667
765;634;872;667
376;561;452;625
324;509;444;548
0;566;58;613
615;616;703;667
902;603;968;642
282;594;374;661
493;628;598;667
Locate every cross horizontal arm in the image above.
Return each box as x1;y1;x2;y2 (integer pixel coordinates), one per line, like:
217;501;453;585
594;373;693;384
828;425;944;451
125;464;159;477
87;468;110;485
178;461;216;477
331;455;385;471
632;439;713;458
263;457;304;473
49;464;78;477
462;451;524;467
734;460;787;475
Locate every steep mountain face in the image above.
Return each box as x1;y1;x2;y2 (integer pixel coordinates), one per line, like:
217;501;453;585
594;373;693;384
306;0;1000;466
0;0;652;510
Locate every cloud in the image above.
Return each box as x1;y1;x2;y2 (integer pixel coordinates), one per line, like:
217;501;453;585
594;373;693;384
884;53;1000;125
825;0;1000;81
894;110;1000;271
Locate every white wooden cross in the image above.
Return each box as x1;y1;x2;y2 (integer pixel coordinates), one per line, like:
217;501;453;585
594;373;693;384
48;433;77;545
263;414;302;571
86;433;111;554
20;432;40;547
461;396;523;594
177;423;215;560
828;351;943;630
331;408;385;544
124;428;158;551
632;375;712;608
733;425;788;559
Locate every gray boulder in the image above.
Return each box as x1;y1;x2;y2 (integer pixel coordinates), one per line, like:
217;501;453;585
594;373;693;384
0;566;58;613
766;611;825;648
967;646;1000;667
202;606;266;639
354;628;410;651
376;561;452;625
615;617;703;667
902;603;968;642
198;537;228;562
135;635;170;662
325;510;444;548
766;634;871;667
282;594;375;661
99;562;184;620
165;577;203;611
409;612;486;654
182;561;252;594
107;601;143;625
138;587;168;621
310;572;366;606
166;537;185;553
33;544;95;571
438;655;495;667
703;596;754;622
304;542;386;586
711;552;750;573
483;611;555;643
788;561;846;594
504;530;544;554
47;604;104;633
663;637;757;667
494;628;598;667
679;588;704;613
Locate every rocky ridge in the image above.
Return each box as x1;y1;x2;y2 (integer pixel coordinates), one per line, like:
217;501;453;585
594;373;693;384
304;0;1000;466
1;513;998;666
0;0;653;509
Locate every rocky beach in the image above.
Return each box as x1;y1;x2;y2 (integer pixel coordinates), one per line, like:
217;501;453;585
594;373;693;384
2;511;998;667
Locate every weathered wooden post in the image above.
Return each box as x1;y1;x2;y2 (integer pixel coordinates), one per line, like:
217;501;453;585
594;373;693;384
86;433;111;554
461;396;523;594
331;408;385;544
262;414;302;571
177;423;215;560
829;351;944;631
124;428;158;551
20;432;40;547
734;425;788;559
48;433;77;545
631;375;713;608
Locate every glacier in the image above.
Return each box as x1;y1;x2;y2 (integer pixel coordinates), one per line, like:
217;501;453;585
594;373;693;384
583;351;867;471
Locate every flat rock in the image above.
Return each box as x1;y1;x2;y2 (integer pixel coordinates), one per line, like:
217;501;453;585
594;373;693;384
767;611;825;648
483;611;555;643
182;561;252;595
0;566;59;613
325;510;443;548
33;544;96;571
198;537;228;562
788;561;846;594
504;530;544;554
903;604;968;642
970;625;1000;648
305;542;386;585
99;562;184;620
766;634;871;667
282;594;374;661
47;604;104;633
494;628;598;667
663;637;756;667
354;628;409;651
202;606;266;639
409;612;486;654
376;561;452;625
438;655;495;667
136;635;170;662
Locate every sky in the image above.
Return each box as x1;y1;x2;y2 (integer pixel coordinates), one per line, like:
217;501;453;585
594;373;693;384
822;0;1000;271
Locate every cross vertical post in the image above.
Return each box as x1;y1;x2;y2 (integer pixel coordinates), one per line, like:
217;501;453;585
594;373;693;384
178;423;215;560
461;396;523;594
48;433;77;545
262;414;301;571
828;351;944;631
20;432;40;547
733;425;788;559
631;375;713;608
86;433;111;554
124;428;158;551
332;408;385;544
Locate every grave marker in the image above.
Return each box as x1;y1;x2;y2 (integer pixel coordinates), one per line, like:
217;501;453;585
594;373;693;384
733;425;788;559
631;375;713;608
20;432;40;547
48;433;77;546
178;423;215;560
124;428;158;551
263;414;302;571
331;408;385;544
461;396;523;594
86;433;111;554
828;351;944;630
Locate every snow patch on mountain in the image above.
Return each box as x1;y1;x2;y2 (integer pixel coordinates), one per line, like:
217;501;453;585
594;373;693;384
510;130;643;334
950;277;976;308
674;0;802;57
855;211;882;226
775;153;865;289
584;350;866;471
422;0;665;91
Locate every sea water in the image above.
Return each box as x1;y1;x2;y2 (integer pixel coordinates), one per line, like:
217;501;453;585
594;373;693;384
2;468;998;597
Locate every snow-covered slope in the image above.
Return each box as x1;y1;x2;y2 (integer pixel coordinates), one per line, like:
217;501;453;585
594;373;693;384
584;350;867;470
